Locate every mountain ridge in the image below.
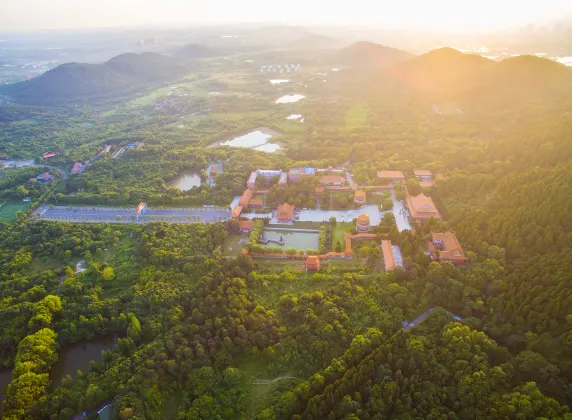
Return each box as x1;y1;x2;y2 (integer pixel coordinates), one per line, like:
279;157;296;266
332;41;415;67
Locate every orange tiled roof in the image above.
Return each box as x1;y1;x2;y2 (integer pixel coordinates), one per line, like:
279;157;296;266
276;203;294;221
306;255;320;270
406;193;440;220
231;205;243;218
377;170;405;179
315;186;325;194
248;198;264;206
239;189;254;206
381;240;396;271
239;220;253;231
319;175;344;184
357;214;370;223
431;232;466;263
355;190;366;198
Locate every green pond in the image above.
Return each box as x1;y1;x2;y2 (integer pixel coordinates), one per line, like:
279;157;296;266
263;229;319;250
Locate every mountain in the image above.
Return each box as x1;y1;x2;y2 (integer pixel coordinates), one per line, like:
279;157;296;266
396;47;495;96
394;48;572;102
332;41;415;67
471;55;572;106
0;52;186;105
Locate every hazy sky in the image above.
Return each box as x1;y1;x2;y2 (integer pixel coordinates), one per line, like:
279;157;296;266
3;0;572;32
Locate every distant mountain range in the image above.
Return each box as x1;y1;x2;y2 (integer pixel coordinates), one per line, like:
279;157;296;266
332;41;415;67
2;40;571;106
0;44;219;105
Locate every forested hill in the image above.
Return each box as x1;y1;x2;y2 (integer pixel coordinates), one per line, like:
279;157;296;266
395;48;572;102
0;47;209;105
332;41;415;67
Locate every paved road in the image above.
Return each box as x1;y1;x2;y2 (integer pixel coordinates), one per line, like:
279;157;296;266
404;308;462;330
33;205;230;224
1;160;69;179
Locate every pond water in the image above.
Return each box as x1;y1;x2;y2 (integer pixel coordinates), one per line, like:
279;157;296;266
254;143;281;153
286;114;302;120
0;369;12;410
51;336;117;386
276;94;305;104
98;405;113;420
168;171;202;190
270;79;289;85
263;229;319;250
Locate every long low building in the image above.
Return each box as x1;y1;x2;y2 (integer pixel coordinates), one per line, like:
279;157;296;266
377;170;405;182
381;240;396;271
239;189;254;206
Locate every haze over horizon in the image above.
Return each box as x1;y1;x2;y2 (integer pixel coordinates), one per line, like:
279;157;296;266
2;0;572;33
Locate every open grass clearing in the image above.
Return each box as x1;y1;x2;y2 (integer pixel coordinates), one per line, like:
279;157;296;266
0;201;28;223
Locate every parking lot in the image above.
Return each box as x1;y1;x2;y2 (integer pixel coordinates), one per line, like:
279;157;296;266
33;205;230;224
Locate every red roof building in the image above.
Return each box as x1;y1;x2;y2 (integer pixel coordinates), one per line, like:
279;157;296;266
239;189;254;206
314;186;325;195
276;203;294;222
319;175;345;186
43;152;56;159
429;232;467;265
231;206;243;219
381;240;396;271
239;220;254;232
248;198;264;208
406;193;441;221
377;170;405;181
306;256;321;271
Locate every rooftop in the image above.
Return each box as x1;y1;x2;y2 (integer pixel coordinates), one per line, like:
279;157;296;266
409;194;438;213
276;202;294;221
248;198;264;206
355;190;366;198
319;175;345;184
431;232;466;262
414;169;433;177
381;240;396;271
357;214;370;223
239;220;254;231
289;167;316;175
377;170;405;179
231;205;243;218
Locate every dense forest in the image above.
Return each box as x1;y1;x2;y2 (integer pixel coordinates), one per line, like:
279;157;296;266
0;41;571;419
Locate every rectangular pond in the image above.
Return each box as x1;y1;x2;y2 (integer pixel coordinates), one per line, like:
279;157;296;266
263;229;319;251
